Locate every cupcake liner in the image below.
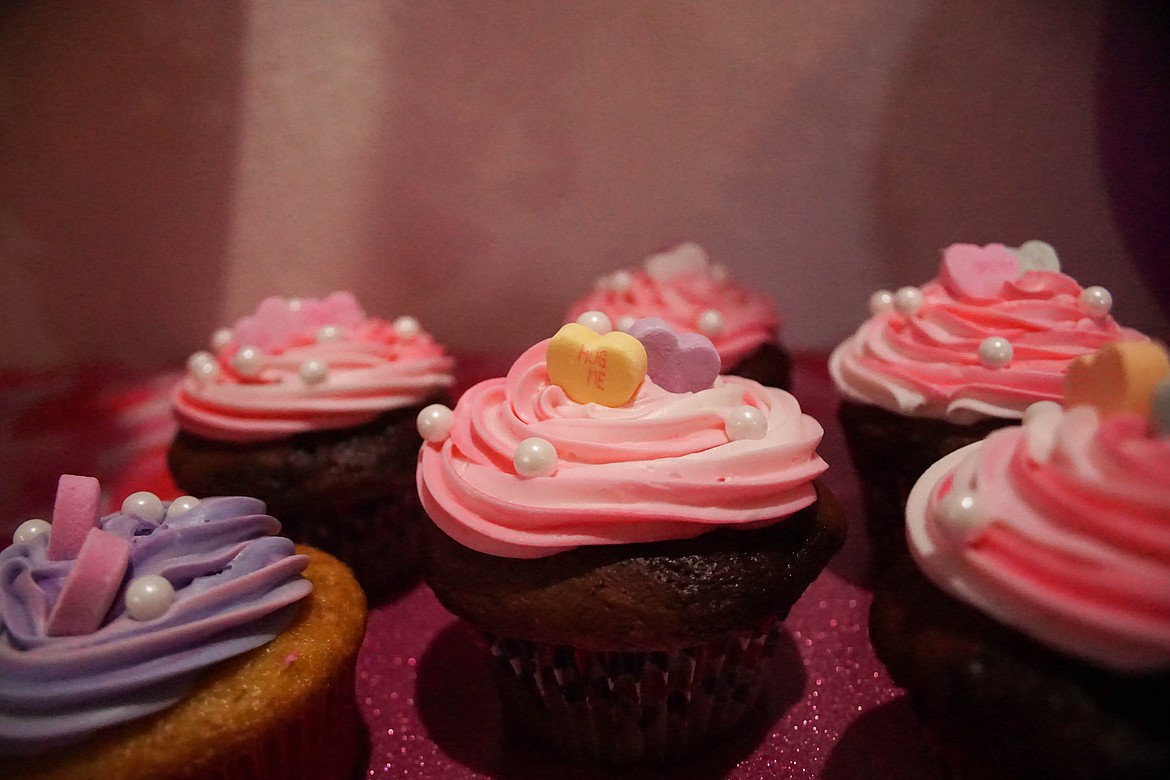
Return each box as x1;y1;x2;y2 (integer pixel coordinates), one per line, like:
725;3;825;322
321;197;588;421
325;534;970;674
486;617;788;766
204;664;360;780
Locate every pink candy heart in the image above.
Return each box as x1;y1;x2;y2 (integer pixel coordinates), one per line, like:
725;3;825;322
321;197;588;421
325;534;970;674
627;317;721;393
938;243;1021;301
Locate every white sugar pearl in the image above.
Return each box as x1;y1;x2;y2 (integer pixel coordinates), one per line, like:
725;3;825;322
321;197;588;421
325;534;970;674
576;310;613;334
609;270;633;293
122;491;165;523
417;404;455;443
393;315;421;339
288;298;303;312
299;359;328;385
724;406;768;441
978;336;1013;369
514;437;558;478
316;325;344;343
166;496;201;518
893;286;924;316
1079;286;1113;318
868;290;895;315
1152;380;1170;436
124;575;176;621
210;328;233;351
593;275;612;292
187;351;220;383
697;309;725;337
232;346;264;377
14;518;51;545
710;263;729;283
936;489;988;542
616;315;637;333
1023;400;1061;425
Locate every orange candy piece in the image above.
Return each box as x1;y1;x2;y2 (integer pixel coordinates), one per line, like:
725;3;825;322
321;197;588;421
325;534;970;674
1063;341;1170;419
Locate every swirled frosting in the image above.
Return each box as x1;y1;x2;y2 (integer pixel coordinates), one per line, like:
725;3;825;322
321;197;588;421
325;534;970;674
566;244;779;368
417;339;827;558
906;406;1170;671
0;497;311;753
830;245;1145;423
173;293;454;442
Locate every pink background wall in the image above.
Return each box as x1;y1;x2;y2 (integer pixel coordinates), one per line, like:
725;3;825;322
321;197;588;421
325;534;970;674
2;0;1167;369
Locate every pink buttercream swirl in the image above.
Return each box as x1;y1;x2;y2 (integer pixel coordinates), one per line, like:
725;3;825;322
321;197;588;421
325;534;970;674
417;339;827;559
906;407;1170;671
830;246;1145;423
173;295;454;442
565;244;779;369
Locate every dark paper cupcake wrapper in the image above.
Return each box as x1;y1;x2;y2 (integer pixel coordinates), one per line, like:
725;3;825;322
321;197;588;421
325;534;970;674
487;616;787;766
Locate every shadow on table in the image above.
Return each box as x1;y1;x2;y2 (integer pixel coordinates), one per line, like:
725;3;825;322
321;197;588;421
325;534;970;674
416;620;808;778
822;696;942;780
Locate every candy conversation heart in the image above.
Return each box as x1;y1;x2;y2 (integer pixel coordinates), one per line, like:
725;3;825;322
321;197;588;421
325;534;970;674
626;317;720;393
546;323;647;407
1063;341;1170;420
938;243;1021;302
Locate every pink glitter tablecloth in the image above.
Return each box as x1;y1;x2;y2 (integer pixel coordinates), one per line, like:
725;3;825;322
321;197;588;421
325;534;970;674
0;355;942;779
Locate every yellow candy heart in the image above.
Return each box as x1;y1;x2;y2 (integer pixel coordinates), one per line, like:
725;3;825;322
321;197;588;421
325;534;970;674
1063;341;1170;419
546;323;648;407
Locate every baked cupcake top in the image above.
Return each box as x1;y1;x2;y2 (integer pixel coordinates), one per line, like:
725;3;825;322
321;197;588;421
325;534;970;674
564;243;779;369
905;342;1170;671
0;477;311;754
173;292;454;442
830;242;1146;424
417;318;826;559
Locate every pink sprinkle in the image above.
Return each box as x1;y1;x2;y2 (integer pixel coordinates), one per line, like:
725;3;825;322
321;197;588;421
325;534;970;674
283;653;300;666
47;474;102;561
45;527;131;636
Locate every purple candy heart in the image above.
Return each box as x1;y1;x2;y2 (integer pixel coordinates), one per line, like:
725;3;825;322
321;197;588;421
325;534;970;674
627;317;721;393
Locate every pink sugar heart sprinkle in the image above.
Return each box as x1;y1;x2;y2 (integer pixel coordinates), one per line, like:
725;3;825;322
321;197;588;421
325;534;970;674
938;243;1021;302
231;292;365;353
45;527;131;637
47;474;102;562
627;317;721;393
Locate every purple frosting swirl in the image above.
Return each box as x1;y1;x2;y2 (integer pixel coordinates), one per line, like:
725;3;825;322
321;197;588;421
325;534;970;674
0;496;311;754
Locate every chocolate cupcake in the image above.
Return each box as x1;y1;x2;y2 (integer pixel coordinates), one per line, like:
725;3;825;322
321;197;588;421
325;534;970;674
169;292;453;596
870;343;1170;779
565;242;791;389
416;320;844;766
829;241;1146;562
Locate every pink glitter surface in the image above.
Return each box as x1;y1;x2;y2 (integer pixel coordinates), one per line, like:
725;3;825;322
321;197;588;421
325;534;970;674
0;355;944;778
351;355;943;779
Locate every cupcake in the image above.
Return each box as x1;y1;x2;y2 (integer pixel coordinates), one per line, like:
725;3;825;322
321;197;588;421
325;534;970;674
565;242;791;389
869;342;1170;780
416;318;844;766
168;292;454;596
2;475;367;780
829;241;1147;559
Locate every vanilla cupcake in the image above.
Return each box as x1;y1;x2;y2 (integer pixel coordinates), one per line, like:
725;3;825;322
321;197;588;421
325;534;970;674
169;292;454;597
566;242;790;388
417;319;844;766
870;342;1170;779
829;242;1147;560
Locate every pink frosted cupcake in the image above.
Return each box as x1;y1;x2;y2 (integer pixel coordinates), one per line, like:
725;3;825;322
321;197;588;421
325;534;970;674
168;292;454;596
829;241;1147;558
870;342;1170;779
417;319;844;766
565;242;790;388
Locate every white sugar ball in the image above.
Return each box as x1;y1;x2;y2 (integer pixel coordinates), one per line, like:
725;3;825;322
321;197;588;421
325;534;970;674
514;437;558;478
576;310;613;334
1079;286;1112;318
417;404;455;443
697;309;725;337
124;575;176;621
122;491;165;523
14;518;51;545
187;351;220;383
616;315;637;333
869;290;895;315
299;359;328;385
316;325;344;343
893;286;924;316
210;328;233;351
936;489;988;542
232;346;264;377
393;316;421;339
167;496;201;518
609;270;633;293
978;336;1013;369
724;406;768;441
